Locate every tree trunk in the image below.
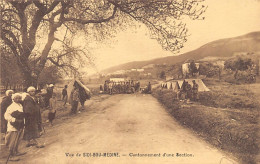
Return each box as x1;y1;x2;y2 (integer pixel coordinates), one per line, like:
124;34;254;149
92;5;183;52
22;69;38;89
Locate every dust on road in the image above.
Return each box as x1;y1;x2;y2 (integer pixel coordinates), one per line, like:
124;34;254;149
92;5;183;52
6;94;237;164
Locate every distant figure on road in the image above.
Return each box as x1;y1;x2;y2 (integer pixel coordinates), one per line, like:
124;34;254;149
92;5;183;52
147;82;152;94
78;85;88;112
108;82;113;95
70;85;79;114
48;93;57;126
100;85;103;93
1;90;14;138
192;80;199;101
62;85;68;106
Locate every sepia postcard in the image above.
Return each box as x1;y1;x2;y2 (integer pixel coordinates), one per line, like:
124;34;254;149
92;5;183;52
0;0;260;164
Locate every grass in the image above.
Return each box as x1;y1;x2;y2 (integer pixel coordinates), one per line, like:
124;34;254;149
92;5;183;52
152;80;259;164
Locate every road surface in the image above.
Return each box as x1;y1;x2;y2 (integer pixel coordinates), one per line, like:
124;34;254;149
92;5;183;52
5;94;237;164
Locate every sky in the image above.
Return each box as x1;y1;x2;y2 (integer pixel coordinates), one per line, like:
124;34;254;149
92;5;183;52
82;0;260;75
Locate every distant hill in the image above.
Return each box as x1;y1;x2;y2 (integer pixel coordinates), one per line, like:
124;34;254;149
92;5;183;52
102;31;260;74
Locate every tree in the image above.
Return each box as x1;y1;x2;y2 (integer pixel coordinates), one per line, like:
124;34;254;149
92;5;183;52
224;57;254;79
199;62;219;78
189;60;198;77
37;65;62;87
159;70;166;79
1;0;206;87
0;44;23;89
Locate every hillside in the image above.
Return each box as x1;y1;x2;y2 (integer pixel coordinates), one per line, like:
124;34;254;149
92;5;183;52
102;31;260;74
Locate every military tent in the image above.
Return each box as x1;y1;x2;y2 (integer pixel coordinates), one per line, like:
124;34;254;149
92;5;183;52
180;79;210;92
162;79;209;92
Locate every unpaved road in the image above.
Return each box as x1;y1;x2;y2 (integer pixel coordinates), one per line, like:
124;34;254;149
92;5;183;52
4;94;237;164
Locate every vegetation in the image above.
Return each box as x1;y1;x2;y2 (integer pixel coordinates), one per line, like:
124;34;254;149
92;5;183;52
152;80;259;164
1;0;206;87
224;56;254;79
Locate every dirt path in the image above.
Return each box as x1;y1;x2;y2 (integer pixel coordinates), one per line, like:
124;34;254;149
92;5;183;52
3;94;237;164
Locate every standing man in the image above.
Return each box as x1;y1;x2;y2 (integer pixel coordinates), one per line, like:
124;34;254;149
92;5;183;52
35;90;44;136
192;80;199;101
186;82;192;101
62;85;68;106
5;93;26;161
147;82;152;94
78;86;88;113
1;90;14;139
70;85;79;114
108;82;113;95
23;87;44;148
45;84;54;108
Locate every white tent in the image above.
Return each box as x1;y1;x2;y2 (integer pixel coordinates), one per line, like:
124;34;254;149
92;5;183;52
180;79;210;92
171;81;181;92
166;82;172;89
162;79;209;92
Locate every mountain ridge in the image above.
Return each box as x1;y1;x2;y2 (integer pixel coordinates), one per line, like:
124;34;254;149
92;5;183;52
101;31;260;74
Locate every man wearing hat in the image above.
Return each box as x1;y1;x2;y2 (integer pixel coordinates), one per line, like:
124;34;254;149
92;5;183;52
1;90;14;139
23;87;44;148
192;80;199;101
44;84;54;108
5;93;26;161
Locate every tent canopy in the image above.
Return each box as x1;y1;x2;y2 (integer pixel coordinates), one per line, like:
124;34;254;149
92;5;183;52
162;79;210;92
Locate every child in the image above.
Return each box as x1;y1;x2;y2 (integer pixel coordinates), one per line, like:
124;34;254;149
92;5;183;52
48;93;57;126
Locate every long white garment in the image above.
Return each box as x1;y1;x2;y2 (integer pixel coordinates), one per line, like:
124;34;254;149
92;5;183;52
4;102;24;132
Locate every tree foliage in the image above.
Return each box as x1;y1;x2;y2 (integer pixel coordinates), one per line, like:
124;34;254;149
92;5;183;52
199;62;219;78
224;57;254;79
159;70;166;79
1;0;206;87
188;60;198;77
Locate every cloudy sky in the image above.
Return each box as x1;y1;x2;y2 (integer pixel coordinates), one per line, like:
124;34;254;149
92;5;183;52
83;0;260;75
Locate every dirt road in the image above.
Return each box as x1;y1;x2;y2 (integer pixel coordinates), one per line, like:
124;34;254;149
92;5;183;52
4;94;237;164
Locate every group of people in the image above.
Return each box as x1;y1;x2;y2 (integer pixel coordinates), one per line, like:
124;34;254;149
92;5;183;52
1;87;49;161
101;80;140;95
62;81;90;114
178;80;199;101
0;81;90;162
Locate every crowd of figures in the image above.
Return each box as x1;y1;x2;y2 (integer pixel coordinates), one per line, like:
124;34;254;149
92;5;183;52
101;80;141;94
100;80;152;94
179;80;199;101
0;81;90;162
1;87;48;162
161;80;199;101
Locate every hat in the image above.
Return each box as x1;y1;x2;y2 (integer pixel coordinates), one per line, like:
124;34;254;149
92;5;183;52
27;86;36;92
21;92;29;101
41;89;47;94
12;93;22;100
6;90;14;96
49;84;54;87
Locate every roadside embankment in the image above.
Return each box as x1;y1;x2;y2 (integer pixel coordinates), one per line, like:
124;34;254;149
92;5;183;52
152;82;259;164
